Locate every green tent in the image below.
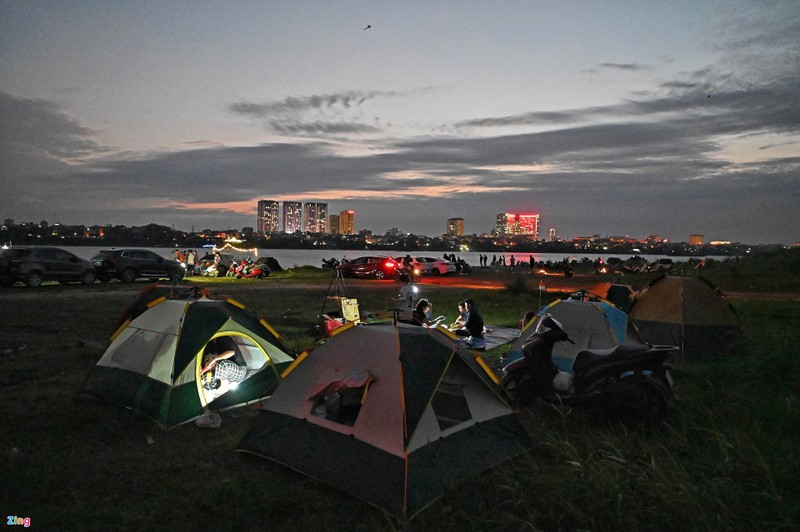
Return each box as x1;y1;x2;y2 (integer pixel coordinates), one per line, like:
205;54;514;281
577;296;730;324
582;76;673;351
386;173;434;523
80;298;294;428
630;275;744;361
238;322;532;518
110;282;215;333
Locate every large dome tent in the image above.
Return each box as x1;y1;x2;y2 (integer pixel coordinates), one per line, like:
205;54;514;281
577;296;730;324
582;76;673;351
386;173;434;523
238;322;532;518
80;297;294;428
629;275;744;361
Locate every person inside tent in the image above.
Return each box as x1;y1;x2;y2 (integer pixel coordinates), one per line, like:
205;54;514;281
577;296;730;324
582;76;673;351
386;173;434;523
197;336;249;428
200;336;248;400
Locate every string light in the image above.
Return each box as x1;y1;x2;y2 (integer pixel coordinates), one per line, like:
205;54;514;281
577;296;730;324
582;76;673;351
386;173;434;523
213;243;258;255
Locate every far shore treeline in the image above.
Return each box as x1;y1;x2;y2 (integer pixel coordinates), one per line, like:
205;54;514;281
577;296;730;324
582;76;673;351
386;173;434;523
1;220;788;257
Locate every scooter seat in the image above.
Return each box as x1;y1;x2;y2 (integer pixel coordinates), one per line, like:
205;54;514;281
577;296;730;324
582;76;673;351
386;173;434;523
573;344;651;373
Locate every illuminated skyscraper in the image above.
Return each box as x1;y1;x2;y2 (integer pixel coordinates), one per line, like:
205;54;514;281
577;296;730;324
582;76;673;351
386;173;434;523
283;201;302;233
496;212;539;239
517;214;539;239
496;213;516;235
257;200;280;234
690;234;704;246
304;202;328;233
446;217;464;236
339;210;355;235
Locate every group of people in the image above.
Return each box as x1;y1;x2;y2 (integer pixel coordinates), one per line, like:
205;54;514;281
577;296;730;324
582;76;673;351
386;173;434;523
476;254;538;272
172;248;200;275
410;297;486;349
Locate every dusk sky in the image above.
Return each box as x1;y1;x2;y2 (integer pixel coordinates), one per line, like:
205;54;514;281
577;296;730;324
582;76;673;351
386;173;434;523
1;1;798;244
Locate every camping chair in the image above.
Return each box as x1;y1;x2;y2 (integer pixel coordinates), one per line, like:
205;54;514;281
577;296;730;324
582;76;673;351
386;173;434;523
319;269;362;335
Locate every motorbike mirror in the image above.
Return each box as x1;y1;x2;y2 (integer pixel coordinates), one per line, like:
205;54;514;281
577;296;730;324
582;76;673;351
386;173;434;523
539;315;559;329
536;314;566;333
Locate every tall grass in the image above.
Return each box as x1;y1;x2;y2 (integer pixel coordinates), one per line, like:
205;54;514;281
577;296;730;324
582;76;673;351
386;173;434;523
2;255;799;530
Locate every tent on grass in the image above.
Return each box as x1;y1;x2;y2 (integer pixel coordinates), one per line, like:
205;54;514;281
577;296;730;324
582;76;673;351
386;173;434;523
80;298;294;428
111;282;215;333
506;298;644;372
238;322;532;518
629;275;744;360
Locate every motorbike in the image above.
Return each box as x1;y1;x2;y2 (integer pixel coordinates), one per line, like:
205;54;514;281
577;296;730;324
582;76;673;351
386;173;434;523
322;257;341;269
202;262;223;277
226;259;241;278
234;258;269;279
397;265;422;283
499;314;676;421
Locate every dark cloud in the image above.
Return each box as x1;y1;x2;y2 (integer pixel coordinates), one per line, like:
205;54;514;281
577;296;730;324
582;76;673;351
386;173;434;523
270;120;381;135
0;91;107;162
597;62;649;71
0;91;113;219
228;90;391;117
228;90;403;137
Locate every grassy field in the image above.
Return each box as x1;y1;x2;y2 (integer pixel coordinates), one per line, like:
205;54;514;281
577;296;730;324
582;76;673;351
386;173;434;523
2;251;799;530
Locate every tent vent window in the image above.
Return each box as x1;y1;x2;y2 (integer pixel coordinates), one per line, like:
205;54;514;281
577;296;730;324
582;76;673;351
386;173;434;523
431;382;472;431
311;386;365;427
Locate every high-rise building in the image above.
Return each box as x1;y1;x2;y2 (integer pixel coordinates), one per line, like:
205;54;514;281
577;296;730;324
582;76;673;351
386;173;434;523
283;201;302;233
690;234;704;246
339;210;355;235
328;214;340;235
517;214;539;239
446;217;464;236
257;200;280;234
304;202;328;233
496;213;515;235
496;212;539;239
548;228;558;242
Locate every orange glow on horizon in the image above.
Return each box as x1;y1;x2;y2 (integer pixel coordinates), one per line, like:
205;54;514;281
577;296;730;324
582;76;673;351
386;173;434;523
166;182;526;213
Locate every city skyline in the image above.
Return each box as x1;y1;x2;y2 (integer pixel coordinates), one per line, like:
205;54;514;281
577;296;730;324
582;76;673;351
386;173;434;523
1;2;798;244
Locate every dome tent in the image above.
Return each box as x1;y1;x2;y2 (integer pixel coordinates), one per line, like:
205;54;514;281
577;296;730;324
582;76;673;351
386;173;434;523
80;297;294;428
506;298;644;373
238;322;532;518
629;275;744;361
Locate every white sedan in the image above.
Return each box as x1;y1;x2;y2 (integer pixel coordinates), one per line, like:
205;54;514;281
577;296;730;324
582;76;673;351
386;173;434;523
417;256;457;275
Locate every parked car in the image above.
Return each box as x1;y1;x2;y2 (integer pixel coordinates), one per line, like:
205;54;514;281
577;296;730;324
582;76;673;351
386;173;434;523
416;256;456;275
91;249;185;283
338;256;404;280
0;246;97;287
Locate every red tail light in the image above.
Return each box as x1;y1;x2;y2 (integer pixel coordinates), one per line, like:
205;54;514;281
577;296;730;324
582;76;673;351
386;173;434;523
384;260;396;269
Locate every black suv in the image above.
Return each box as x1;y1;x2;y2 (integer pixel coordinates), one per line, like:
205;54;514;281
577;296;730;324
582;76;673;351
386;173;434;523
91;249;185;283
0;246;97;287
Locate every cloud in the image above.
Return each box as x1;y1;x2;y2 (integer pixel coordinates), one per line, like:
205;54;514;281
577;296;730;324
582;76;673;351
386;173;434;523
270;120;381;135
228;89;408;138
0;90;114;220
0;91;108;163
597;62;649;71
229;90;391;117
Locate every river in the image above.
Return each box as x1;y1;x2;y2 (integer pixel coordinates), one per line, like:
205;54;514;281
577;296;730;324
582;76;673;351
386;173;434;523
57;246;731;268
